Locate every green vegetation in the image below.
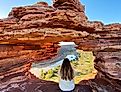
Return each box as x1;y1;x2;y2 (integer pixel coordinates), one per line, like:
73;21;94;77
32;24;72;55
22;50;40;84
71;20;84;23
39;66;60;82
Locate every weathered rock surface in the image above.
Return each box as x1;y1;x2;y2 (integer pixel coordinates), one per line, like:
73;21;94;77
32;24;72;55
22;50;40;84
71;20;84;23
0;0;121;92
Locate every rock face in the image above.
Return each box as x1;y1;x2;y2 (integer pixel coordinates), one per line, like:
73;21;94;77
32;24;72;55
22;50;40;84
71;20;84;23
90;51;121;92
0;0;121;92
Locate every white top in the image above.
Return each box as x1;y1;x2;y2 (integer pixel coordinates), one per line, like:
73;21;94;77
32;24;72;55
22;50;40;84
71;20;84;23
59;79;75;91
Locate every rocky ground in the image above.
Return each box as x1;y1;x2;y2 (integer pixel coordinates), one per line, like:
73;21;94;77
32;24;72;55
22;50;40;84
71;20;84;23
0;0;121;92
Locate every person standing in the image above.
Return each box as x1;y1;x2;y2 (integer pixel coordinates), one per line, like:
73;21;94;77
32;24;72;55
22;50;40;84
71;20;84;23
59;58;75;92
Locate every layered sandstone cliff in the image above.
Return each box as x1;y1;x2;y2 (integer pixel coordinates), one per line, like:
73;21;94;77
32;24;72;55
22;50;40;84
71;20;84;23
0;0;121;92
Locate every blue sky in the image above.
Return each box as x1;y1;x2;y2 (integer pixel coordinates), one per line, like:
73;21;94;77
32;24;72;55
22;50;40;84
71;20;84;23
0;0;121;24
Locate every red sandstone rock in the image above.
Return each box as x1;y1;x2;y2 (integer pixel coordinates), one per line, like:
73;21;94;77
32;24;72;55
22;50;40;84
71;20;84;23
34;2;49;7
91;51;121;92
0;0;121;92
53;0;85;12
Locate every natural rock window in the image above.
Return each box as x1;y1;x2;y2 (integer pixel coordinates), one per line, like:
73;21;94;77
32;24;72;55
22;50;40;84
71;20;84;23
30;42;97;84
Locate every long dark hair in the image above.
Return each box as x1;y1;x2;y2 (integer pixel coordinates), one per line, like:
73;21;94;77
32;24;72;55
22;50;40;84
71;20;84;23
60;58;74;80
